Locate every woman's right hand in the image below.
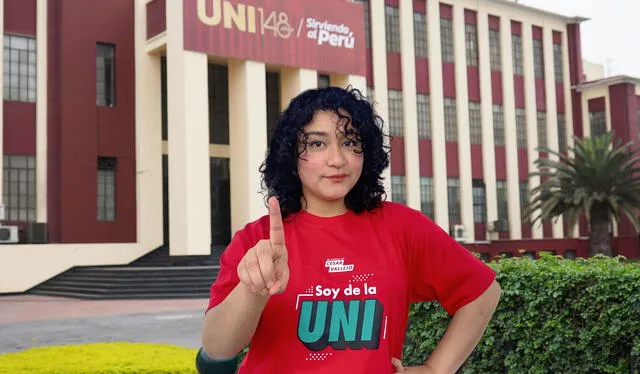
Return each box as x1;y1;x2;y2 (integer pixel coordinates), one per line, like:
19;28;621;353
237;196;290;297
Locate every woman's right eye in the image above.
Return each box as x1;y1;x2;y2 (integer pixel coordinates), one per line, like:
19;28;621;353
308;141;323;148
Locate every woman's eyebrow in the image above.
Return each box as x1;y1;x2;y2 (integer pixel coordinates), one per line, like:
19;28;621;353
306;131;329;137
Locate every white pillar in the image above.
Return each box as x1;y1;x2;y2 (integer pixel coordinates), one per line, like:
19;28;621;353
229;60;268;234
369;0;391;198
280;68;317;111
36;0;47;223
166;2;211;255
500;18;522;239
543;27;563;238
399;0;420;211
0;0;4;215
522;23;543;238
134;0;163;248
452;5;474;239
331;74;367;95
562;30;578;238
427;0;449;230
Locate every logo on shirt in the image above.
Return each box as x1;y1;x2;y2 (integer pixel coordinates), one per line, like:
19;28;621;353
325;258;354;273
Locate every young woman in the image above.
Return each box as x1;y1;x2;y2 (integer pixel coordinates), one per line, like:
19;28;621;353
200;87;501;373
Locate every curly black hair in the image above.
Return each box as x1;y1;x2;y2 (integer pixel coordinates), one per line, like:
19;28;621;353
260;86;390;218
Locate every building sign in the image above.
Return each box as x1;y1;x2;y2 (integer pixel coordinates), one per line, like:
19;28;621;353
184;0;366;76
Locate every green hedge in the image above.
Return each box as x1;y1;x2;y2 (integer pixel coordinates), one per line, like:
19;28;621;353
0;343;198;374
403;253;640;374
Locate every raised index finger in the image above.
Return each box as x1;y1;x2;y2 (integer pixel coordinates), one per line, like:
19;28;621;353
268;196;285;248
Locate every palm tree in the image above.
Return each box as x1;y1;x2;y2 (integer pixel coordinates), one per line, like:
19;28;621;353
523;132;640;257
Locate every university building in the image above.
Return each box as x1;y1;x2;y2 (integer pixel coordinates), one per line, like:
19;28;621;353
1;0;639;294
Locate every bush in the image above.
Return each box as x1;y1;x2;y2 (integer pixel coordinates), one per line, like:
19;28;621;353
403;253;640;374
0;342;198;374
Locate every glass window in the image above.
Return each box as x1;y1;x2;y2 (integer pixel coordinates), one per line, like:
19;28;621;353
417;94;430;139
317;74;330;88
420;177;434;218
353;0;371;48
519;181;529;211
97;157;117;221
440;18;454;62
444;98;457;142
414;12;428;58
266;72;281;144
472;180;487;223
388;90;404;137
537;111;547;148
96;43;115;106
447;178;461;223
2;155;36;221
469;101;482;144
208;64;230;144
512;34;523;75
3;34;37;102
493;104;505;146
553;43;564;83
496;180;509;222
533;39;544;79
391;175;406;205
385;6;401;53
465;23;478;66
557;113;567;153
516;108;527;148
589;110;607;137
489;29;502;71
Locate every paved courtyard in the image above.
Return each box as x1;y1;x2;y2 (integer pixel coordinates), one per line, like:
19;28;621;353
0;295;210;354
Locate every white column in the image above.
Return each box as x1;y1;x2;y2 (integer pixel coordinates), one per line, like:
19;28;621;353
543;27;563;238
229;60;268;234
399;0;420;211
166;2;211;255
522;22;543;238
134;0;163;247
498;16;522;239
280;68;317;111
36;0;47;223
562;30;578;238
331;74;367;95
369;0;391;197
452;5;474;239
427;0;449;230
0;0;4;215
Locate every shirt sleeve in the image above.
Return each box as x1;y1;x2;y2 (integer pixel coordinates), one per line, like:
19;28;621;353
206;218;268;312
402;207;496;315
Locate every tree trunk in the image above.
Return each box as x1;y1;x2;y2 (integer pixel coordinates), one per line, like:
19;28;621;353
589;207;612;257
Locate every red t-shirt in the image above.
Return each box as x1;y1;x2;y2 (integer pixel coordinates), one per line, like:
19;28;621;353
207;202;495;373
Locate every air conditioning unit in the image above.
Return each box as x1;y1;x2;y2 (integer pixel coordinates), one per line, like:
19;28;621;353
488;219;510;233
0;225;19;244
452;224;467;242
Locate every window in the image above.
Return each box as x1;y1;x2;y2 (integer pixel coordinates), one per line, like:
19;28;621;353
553;43;563;83
496;180;509;221
589;110;607;136
537;111;547;148
533;39;544;79
2;155;36;221
96;43;115;106
266;71;280;143
97;157;117;221
417;94;431;139
388;90;404;137
367;86;375;103
472;180;487;223
391;175;406;205
208;64;229;144
512;34;523;75
493;104;505;146
516;108;527;148
440;18;454;62
3;34;36;102
519;181;529;211
447;178;461;223
385;6;401;53
414;12;428;58
444;98;457;141
489;29;502;71
557;113;567;153
317;74;330;88
469;101;482;144
353;0;371;48
465;23;478;66
420;177;434;218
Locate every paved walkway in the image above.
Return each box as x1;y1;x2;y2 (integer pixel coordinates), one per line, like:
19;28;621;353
0;295;210;355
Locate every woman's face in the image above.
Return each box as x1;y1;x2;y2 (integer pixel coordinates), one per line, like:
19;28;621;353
297;110;364;213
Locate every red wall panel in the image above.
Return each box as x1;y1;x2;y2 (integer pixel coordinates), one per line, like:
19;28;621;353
387;52;403;90
492;72;503;104
3;102;36;155
385;0;399;6
467;67;480;102
442;63;456;98
4;0;36;35
572;90;583;138
418;139;433;176
532;26;542;40
488;15;500;30
514;76;525;107
440;3;452;19
511;21;521;35
518;149;529;180
475;223;486;241
553;31;562;45
445;142;459;177
470;144;483;179
567;24;584;85
494;146;506;180
464;9;477;24
390;137;405;175
415;58;429;94
146;0;166;39
536;79;546;110
556;83;565;113
413;0;426;13
588;97;606;112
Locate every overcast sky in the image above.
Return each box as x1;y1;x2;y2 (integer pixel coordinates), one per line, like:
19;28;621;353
518;0;639;78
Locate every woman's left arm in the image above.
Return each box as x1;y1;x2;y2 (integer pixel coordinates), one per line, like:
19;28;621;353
395;280;502;374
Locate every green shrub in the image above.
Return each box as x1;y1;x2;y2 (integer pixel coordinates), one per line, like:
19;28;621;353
0;342;198;374
403;253;640;374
